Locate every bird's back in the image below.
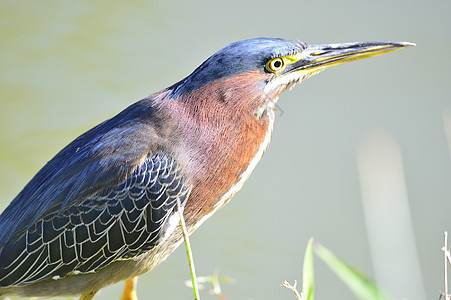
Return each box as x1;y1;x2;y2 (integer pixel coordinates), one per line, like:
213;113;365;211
0;94;191;288
0;97;155;245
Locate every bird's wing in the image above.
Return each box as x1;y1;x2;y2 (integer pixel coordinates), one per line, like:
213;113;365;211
0;152;190;287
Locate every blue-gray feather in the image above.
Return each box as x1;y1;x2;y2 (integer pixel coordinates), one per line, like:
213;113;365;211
170;38;307;97
0;99;165;246
0;152;190;287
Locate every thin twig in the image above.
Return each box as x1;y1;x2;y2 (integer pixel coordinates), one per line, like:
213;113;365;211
177;198;200;300
281;280;304;300
442;232;451;300
445;232;449;300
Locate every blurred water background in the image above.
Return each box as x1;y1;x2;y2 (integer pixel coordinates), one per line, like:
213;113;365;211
0;0;450;299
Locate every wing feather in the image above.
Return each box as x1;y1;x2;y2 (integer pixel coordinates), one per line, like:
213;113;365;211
0;153;190;287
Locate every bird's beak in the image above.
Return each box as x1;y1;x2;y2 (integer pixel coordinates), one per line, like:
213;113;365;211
289;41;415;75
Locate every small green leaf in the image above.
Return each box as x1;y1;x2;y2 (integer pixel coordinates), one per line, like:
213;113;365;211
302;238;315;300
314;242;394;300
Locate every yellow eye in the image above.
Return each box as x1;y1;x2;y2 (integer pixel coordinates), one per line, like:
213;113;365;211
266;57;285;73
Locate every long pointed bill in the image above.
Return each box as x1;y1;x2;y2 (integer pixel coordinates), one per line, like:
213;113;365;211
289;41;415;75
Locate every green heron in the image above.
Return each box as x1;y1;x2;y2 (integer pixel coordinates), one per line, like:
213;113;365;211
0;38;413;299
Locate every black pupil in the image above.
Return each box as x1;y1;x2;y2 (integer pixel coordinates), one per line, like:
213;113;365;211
273;60;282;68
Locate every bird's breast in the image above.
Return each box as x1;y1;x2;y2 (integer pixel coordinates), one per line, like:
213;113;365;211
182;109;275;231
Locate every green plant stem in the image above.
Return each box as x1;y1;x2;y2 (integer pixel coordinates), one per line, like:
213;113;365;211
302;238;314;300
177;198;200;300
